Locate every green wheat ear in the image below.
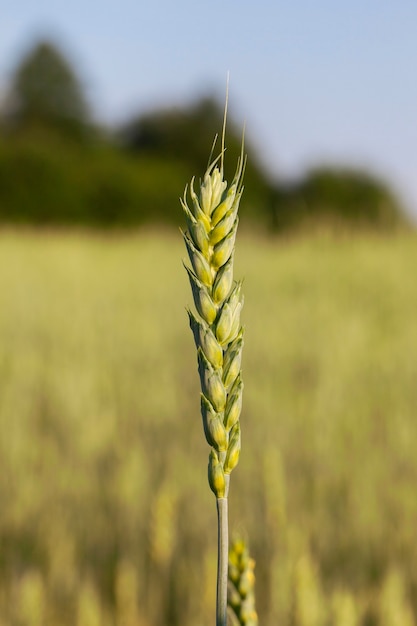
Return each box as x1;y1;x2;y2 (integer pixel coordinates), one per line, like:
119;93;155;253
228;538;259;626
181;132;245;498
181;96;246;626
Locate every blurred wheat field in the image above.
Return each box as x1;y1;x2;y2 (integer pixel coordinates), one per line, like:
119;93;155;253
0;228;417;626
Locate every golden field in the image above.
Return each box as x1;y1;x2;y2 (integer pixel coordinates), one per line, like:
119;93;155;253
0;229;416;626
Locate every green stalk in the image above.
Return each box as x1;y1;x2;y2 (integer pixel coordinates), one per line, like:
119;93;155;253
216;473;230;626
217;497;229;626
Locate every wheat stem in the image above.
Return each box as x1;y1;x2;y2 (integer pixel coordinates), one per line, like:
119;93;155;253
217;495;229;626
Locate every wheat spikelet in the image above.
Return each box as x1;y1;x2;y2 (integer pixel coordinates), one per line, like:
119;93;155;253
227;537;258;626
181;131;245;497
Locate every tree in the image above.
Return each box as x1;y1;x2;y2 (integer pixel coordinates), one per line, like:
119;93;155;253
271;167;408;232
120;97;228;168
2;39;90;137
118;96;274;220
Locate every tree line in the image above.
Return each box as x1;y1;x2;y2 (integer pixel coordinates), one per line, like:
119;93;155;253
0;39;409;232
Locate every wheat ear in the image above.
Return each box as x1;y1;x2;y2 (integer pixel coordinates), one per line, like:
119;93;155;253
228;538;259;626
181;111;245;626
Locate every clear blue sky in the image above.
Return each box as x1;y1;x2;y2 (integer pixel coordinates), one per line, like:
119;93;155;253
1;0;416;219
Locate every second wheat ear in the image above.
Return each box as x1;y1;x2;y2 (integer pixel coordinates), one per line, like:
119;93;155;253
181;116;246;626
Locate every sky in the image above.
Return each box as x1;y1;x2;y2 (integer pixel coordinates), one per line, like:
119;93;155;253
1;0;416;219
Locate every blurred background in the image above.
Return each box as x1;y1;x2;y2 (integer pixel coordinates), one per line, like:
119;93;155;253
1;2;417;625
1;0;416;230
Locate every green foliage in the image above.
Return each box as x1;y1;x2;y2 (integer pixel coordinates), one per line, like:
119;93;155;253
121;97;223;166
272;167;408;232
0;136;189;225
3;39;90;138
1;230;417;626
0;127;269;228
0;126;408;229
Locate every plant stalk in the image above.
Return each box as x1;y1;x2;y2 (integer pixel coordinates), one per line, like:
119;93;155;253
216;473;230;626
